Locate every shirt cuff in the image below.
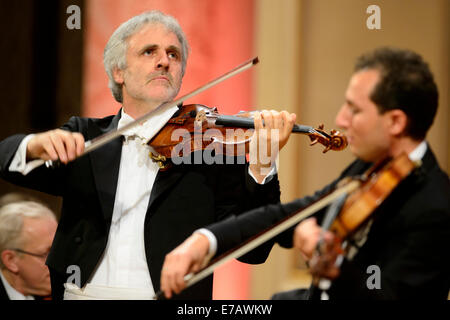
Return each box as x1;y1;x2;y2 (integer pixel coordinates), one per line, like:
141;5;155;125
194;228;218;262
8;134;45;175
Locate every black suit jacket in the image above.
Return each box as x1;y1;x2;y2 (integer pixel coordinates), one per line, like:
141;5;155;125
206;147;450;299
0;278;8;300
0;110;280;300
0;274;49;300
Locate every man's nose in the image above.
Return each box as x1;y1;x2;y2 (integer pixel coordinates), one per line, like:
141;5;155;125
156;53;170;70
335;105;350;129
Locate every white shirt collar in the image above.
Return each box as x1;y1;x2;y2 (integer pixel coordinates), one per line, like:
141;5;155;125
408;141;427;162
0;269;34;300
118;104;179;143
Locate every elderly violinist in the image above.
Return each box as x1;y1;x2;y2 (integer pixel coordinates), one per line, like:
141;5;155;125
160;47;450;300
0;10;296;300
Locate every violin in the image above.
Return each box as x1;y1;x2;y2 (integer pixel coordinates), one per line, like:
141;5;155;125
44;57;260;169
147;103;347;170
43;57;346;170
324;152;417;239
307;153;418;298
154;152;420;299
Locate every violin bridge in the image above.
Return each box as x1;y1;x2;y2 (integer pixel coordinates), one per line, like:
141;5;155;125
195;110;207;124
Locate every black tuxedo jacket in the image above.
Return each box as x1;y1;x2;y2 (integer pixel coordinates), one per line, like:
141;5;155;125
206;147;450;299
0;110;280;300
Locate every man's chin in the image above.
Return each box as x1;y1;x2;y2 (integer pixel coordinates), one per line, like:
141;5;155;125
146;91;177;104
351;146;370;162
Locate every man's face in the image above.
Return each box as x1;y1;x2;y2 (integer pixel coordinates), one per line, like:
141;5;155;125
115;23;183;108
335;69;392;162
15;217;57;296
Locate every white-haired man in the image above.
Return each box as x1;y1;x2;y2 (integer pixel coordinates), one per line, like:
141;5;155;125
0;11;295;299
0;201;57;300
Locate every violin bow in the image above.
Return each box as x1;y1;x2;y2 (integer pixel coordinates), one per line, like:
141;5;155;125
154;178;361;299
44;57;260;168
307;192;348;300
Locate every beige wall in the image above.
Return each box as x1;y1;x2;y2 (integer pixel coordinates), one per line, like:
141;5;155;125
250;0;449;299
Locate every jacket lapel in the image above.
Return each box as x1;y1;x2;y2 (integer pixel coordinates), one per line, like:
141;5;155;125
87;108;188;222
89;111;123;222
146;166;185;216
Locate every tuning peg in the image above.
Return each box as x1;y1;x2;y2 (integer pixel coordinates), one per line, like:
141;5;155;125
322;145;331;153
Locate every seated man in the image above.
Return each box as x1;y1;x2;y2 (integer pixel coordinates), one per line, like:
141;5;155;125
0;201;57;300
0;192;40;208
160;47;450;300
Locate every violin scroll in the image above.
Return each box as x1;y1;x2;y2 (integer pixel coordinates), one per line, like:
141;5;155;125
307;124;347;153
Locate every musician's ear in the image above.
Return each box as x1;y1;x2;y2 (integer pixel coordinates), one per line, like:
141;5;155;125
113;67;124;85
385;109;408;137
1;249;19;273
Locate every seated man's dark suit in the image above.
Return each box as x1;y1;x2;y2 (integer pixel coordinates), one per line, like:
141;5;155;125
206;147;450;299
0;279;8;300
0;109;280;300
0;275;49;300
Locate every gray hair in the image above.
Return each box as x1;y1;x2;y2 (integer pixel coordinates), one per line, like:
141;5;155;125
0;201;56;269
104;10;190;103
0;192;40;208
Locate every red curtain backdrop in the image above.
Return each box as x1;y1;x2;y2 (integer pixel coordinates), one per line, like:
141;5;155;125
82;0;255;299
